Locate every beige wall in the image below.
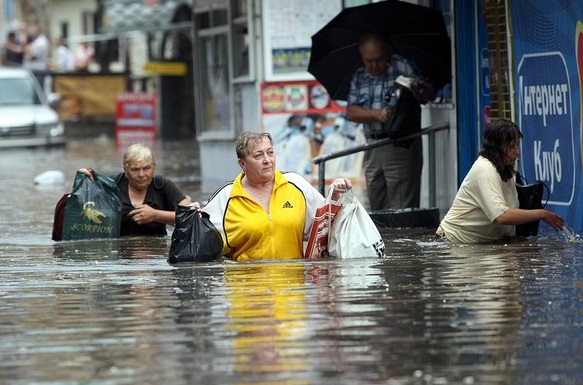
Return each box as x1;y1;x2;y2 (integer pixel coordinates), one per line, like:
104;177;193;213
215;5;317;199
48;0;96;47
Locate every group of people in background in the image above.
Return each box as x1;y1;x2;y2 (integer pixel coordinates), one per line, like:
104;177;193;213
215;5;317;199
1;22;94;87
52;40;94;72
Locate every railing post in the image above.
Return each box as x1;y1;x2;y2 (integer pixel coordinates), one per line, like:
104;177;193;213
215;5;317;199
428;129;436;207
318;161;326;195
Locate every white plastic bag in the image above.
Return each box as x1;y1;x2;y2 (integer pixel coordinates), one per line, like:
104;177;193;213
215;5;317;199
328;189;385;258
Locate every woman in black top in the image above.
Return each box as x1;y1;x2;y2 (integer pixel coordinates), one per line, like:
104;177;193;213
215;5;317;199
81;143;192;236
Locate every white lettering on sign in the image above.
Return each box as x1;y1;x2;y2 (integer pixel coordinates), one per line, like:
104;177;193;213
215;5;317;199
520;76;568;127
533;139;562;193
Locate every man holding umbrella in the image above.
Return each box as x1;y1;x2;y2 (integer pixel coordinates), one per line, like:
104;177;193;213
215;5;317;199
307;1;451;211
346;33;435;210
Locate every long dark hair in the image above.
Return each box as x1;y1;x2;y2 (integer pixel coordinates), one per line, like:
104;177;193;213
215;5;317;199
478;119;522;182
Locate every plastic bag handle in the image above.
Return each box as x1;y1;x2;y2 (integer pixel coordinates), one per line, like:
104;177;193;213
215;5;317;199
326;185;353;230
327;186;335;232
541;182;550;208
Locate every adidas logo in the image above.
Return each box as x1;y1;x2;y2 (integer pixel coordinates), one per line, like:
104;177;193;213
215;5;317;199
282;201;293;209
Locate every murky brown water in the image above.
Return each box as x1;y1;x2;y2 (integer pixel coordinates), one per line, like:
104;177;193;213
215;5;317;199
1;137;582;385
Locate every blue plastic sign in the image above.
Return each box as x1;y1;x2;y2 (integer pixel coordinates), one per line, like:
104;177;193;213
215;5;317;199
517;52;575;206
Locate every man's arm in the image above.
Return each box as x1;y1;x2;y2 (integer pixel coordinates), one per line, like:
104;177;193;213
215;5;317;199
346;104;390;124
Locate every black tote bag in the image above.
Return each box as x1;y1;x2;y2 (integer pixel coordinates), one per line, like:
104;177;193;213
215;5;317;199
515;173;548;237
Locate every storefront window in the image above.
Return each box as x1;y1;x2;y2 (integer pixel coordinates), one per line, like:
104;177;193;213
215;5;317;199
231;0;251;80
199;33;231;133
232;24;249;78
195;0;232;135
195;9;228;29
232;0;247;18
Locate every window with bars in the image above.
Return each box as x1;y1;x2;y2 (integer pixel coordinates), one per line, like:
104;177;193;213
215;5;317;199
484;0;512;120
195;1;231;134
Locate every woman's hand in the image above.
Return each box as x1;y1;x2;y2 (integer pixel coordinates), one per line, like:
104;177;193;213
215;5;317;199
189;201;203;216
129;204;157;225
541;210;564;232
79;168;96;180
329;177;352;201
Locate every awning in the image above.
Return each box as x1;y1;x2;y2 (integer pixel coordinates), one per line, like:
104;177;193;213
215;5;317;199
102;0;191;34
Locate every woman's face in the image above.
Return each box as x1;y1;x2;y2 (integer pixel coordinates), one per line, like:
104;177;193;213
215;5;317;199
239;138;276;182
125;160;154;191
503;133;521;166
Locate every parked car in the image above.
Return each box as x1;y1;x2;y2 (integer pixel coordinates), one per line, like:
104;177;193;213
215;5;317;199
0;67;65;148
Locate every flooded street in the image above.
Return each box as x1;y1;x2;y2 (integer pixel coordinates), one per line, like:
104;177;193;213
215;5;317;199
1;137;583;385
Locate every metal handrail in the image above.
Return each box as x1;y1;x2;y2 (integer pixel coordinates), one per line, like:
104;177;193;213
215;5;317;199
313;122;450;194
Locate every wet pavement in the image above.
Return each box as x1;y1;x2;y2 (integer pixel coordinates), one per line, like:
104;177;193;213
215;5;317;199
1;137;582;385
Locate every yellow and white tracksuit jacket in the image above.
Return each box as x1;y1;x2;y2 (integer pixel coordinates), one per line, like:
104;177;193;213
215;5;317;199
203;170;325;262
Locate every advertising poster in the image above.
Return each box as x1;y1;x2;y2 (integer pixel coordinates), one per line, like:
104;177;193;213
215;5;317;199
53;74;126;119
115;92;157;152
261;80;365;180
509;0;583;229
262;0;342;80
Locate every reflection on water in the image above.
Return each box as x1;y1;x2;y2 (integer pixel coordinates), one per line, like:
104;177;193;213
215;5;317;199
1;139;583;384
225;263;309;375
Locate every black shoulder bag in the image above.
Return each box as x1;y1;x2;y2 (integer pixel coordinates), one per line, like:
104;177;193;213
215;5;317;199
385;85;421;148
515;172;549;237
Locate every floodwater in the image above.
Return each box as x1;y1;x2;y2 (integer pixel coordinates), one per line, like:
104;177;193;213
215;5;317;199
1;137;583;385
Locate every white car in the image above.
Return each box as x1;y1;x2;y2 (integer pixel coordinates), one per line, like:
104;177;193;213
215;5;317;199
0;67;65;148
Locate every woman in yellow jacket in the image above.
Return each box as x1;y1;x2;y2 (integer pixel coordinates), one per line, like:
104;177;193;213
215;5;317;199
203;131;351;262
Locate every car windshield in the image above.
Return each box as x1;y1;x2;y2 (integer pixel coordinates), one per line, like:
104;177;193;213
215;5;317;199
0;77;42;106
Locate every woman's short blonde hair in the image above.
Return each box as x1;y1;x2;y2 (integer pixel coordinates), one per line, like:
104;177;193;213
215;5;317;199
235;131;273;159
123;143;155;169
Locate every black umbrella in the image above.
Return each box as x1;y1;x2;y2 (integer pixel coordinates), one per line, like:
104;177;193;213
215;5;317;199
308;0;451;101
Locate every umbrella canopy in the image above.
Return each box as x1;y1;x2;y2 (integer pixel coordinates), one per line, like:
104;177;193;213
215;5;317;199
308;0;451;101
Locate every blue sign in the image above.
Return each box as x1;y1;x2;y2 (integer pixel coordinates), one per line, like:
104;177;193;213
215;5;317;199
517;53;575;205
510;0;583;230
